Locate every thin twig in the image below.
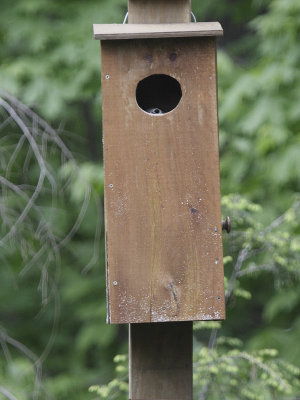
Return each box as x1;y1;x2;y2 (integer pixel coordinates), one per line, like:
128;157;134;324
0;386;19;400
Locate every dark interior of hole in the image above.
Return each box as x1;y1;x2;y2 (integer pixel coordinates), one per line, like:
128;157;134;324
136;74;182;114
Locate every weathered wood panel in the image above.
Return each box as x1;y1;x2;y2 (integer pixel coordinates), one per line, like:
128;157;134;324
126;6;195;400
128;0;191;23
101;37;225;324
93;22;223;40
129;322;193;400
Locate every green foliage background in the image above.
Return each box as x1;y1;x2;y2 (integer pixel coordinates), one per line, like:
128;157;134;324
0;0;300;399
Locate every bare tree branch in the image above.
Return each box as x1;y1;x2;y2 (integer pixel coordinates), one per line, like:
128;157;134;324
0;386;19;400
0;92;102;399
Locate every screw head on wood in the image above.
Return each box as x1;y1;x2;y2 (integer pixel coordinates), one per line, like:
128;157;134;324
222;216;231;234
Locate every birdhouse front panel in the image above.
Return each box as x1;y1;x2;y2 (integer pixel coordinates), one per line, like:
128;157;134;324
101;36;225;324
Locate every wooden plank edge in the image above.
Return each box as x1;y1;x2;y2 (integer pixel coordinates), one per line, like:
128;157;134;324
93;22;223;40
109;314;226;324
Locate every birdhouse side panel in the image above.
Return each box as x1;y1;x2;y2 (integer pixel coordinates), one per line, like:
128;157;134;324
101;37;225;324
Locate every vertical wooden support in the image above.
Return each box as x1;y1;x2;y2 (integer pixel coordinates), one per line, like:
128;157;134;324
129;323;193;400
128;0;191;23
128;3;193;400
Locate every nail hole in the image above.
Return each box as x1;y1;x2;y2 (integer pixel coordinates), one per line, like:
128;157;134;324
109;184;114;189
169;52;177;61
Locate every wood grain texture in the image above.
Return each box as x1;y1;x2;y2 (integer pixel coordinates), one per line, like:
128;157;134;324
129;322;193;400
101;37;225;324
126;6;195;400
93;22;223;40
128;0;191;23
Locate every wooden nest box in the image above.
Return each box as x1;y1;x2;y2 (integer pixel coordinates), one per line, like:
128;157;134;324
94;21;226;324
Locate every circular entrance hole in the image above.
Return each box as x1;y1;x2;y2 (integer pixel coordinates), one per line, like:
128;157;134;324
136;74;182;115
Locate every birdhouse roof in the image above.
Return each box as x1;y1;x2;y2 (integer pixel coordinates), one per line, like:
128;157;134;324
93;22;223;40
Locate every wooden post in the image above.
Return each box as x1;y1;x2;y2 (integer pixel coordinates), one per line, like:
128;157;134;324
128;0;191;23
128;3;193;400
129;322;193;400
